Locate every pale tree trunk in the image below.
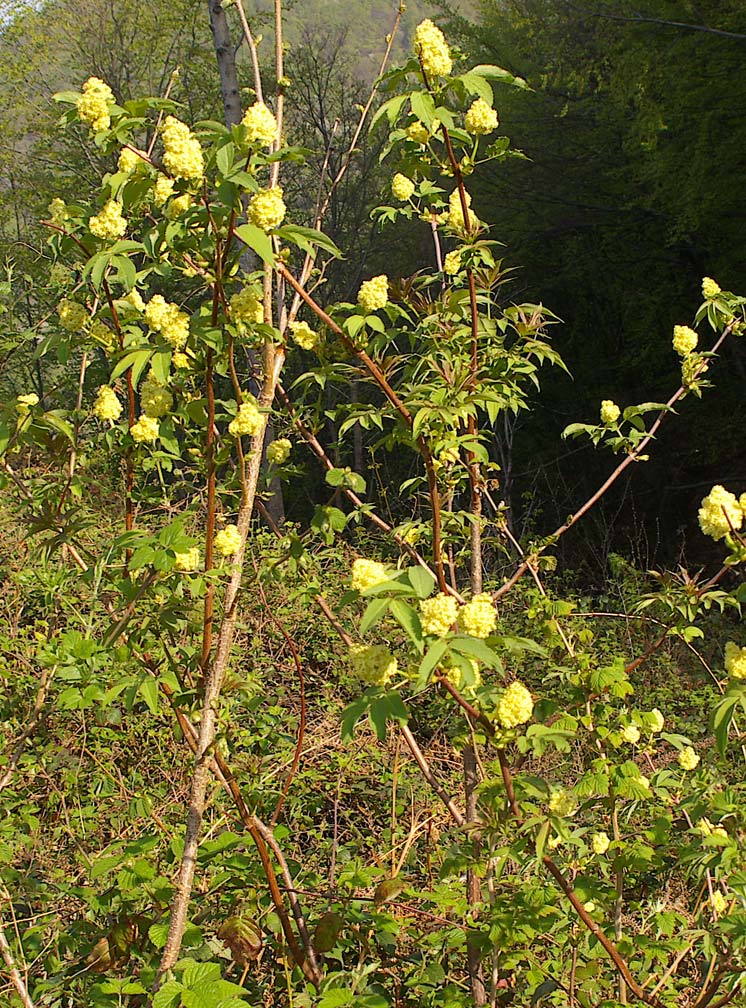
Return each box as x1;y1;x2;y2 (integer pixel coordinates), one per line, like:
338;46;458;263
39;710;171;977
206;0;285;525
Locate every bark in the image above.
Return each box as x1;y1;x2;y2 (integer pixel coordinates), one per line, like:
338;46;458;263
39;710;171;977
206;0;242;127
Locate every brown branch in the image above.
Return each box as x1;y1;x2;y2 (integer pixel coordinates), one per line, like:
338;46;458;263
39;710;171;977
0;917;34;1008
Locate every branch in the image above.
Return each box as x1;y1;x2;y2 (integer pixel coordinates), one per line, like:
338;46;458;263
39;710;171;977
0;916;34;1008
583;9;746;41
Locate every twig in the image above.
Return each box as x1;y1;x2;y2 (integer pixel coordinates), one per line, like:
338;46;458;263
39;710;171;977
0;917;34;1008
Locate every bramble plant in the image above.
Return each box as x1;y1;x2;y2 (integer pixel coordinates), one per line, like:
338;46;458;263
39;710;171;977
1;5;746;1008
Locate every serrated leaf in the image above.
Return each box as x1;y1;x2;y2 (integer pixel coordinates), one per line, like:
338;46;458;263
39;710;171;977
471;64;530;90
410;90;436;127
390;599;423;652
407;565;436;599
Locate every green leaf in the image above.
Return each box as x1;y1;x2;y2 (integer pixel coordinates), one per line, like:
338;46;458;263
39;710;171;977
415;639;449;692
470;64;530;90
407;565;436;600
369;93;408;133
275;224;342;259
152;980;183;1008
390;599;423;652
360;597;390;634
111;348;153;385
216;141;235;177
457;71;494;104
450;636;504;670
138;676;159;715
235;223;275;264
410;90;436;128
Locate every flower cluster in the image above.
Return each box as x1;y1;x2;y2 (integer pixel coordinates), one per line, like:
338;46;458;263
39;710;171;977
648;708;665;732
600;400;620;425
248;187;286;230
448;188;477;233
358;275;389;313
702;277;721;299
678;746;700;771
724;641;746;679
153;176;175;205
682;354;708;387
118;148;140;174
241;102;277;146
591;832;610;855
698;484;743;540
214;524;242;557
161;116;204;180
89;319;116;352
289;320;318;350
420;592;458;636
93;385;123;422
77;77;114;132
407;120;430;144
16;393;39;412
496;681;533;728
266;438;291;464
123;289;145;312
440;661;481;693
621;723;640;744
698;817;728;839
48;198;68;226
351;558;388;592
166;194;192;219
349;643;397;686
174;547;200;572
230;287;264;325
144;295;190;349
672;324;698;356
391;173;415;201
711;891;727;915
140;373;172;418
131;414;159;443
548;789;578;818
228;399;263;437
58;299;87;332
413;19;452;79
459;592;497;638
444;249;463;275
89;200;127;240
464;98;498;135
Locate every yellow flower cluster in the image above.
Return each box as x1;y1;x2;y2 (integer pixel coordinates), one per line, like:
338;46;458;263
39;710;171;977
248;187;286;230
174;546;200;572
496;681;533;728
118;148;140;174
600;400;620;425
413;19;452;79
698;484;743;540
351;558;388;592
648;708;665;732
711;891;727;915
678;746;700;771
391;173;415;201
358;275;389;313
289;320;318;350
93;385;123;422
161;116;204;180
58;299;87;332
230;287;264;325
166;194;192;219
241;101;277;146
131;414;160;443
228;399;263;437
621;723;640;744
591;832;610;855
144;295;190;349
89;319;116;352
682;355;708;387
549;789;578;818
349;643;397;686
153;176;175;205
444;249;463;275
702;277;721;299
420;592;458;636
48;198;68;226
214;524;242;557
266;438;291;464
448;188;477;233
464;98;499;135
123;288;145;312
89;200;127;240
724;641;746;679
140;373;172;418
173;352;190;370
698;817;727;839
77;77;114;132
672;325;698;356
407;120;430;144
459;592;497;638
440;660;481;693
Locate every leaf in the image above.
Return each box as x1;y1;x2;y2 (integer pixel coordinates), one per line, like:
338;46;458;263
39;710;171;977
275;224;342;259
340;695;370;740
450;636;504;670
235;223;275;264
408;565;436;600
470;64;530;90
152;980;183;1008
414;639;449;692
369;93;408;133
111;348;153;385
42;412;75;443
216;141;235;177
138;677;159;715
410;90;436;128
360;597;390;634
457;71;494;104
390;599;423;652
